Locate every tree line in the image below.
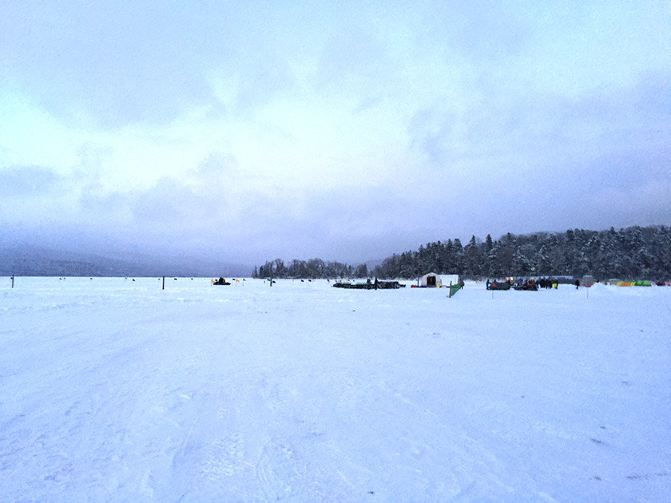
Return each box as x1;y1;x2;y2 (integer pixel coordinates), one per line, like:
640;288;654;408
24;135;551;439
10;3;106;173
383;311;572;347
253;258;368;280
253;225;671;280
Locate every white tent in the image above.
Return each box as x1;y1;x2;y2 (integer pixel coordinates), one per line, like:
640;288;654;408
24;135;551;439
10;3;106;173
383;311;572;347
419;272;441;287
419;273;460;288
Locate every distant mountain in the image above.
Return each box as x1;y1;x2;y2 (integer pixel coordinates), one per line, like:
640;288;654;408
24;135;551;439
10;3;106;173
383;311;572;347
0;245;251;277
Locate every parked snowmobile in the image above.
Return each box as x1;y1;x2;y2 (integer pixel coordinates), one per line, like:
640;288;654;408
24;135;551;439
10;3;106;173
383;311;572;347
486;279;511;291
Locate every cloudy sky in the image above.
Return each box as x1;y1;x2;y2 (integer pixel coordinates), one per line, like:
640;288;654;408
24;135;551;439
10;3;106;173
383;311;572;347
1;1;669;265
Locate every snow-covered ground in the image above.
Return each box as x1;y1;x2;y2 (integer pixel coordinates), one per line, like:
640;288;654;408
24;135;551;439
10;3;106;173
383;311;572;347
1;277;670;501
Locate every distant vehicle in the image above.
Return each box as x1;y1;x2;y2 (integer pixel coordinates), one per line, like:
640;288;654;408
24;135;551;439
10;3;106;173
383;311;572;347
486;279;511;291
333;279;404;290
513;279;538;291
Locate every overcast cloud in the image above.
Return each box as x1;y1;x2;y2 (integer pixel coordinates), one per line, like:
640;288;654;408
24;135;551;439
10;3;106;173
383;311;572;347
1;1;669;265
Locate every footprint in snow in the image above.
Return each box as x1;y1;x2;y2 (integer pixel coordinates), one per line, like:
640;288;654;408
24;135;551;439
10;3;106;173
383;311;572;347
256;440;305;500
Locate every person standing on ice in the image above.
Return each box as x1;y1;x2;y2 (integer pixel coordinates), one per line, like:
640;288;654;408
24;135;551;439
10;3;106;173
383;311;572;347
575;279;580;289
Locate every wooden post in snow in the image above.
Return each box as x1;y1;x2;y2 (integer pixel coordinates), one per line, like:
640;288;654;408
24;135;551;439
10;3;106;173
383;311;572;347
162;276;165;290
11;275;14;288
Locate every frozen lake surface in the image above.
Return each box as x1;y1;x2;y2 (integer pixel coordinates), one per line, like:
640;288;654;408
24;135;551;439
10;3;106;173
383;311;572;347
1;277;670;501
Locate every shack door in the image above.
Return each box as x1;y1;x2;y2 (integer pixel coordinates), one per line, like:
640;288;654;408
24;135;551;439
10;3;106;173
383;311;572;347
427;275;436;287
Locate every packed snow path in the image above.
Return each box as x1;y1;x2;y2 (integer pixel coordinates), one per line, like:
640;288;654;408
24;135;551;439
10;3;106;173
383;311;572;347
1;278;670;501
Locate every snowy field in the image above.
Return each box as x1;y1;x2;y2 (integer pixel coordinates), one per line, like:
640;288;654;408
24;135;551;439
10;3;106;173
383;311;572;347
1;277;670;502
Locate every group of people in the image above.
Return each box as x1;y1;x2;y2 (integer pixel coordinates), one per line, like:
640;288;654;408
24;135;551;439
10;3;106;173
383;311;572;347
537;278;559;289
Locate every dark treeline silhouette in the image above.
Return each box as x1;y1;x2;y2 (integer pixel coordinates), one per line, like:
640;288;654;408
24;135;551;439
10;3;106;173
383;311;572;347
253;258;368;279
373;225;671;280
254;225;671;280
